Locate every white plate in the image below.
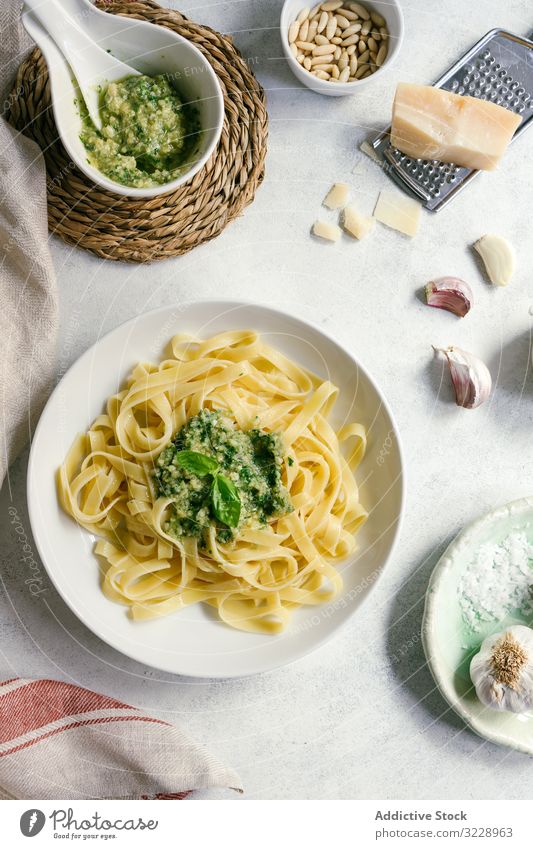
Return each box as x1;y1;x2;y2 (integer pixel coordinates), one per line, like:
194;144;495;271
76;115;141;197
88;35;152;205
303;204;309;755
422;498;533;755
28;301;404;678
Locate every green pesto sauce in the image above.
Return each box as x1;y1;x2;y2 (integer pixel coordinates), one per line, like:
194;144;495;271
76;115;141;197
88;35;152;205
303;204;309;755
154;410;293;547
79;74;200;188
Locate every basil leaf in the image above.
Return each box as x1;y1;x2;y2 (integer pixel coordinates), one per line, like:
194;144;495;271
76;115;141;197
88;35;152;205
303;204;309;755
211;474;241;528
174;450;219;477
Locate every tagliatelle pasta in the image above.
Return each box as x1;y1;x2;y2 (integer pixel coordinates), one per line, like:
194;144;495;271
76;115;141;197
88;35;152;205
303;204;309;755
57;330;367;634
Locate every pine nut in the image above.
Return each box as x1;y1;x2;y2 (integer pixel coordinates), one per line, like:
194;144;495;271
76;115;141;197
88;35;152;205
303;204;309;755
311;53;334;65
321;0;343;10
349;3;370;20
315;33;330;44
338;51;349;70
309;3;322;15
334;45;342;59
299;19;310;41
371;30;381;41
339;66;350;82
361;19;371;36
367;36;378;52
336;14;350;28
312;42;336;54
314;63;335;71
342;34;360;46
346;44;357;54
376;43;387;66
358;39;367;53
341;8;358;19
358;49;370;63
304;56;312;70
314;70;331;79
355;62;369;77
297;7;310;23
350;54;358;74
331;36;343;44
289;21;300;44
326;16;337;40
380;27;388;40
296;41;316;50
371;11;386;26
343;22;362;36
331;64;340;78
308;19;319;39
317;11;328;32
290;43;298;58
297;53;305;63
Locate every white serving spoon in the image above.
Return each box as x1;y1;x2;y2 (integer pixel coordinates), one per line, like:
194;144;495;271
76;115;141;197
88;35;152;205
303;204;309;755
20;0;224;198
23;0;140;129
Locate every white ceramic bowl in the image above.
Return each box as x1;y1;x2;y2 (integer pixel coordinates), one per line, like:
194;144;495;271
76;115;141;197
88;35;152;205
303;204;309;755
281;0;404;96
27;300;404;678
422;498;533;755
22;0;224;198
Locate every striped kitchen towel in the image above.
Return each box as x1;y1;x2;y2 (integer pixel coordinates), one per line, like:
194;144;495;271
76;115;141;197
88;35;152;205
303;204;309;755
0;678;242;799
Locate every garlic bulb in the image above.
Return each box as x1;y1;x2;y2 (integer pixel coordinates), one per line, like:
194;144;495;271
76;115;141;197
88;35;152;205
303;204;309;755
470;625;533;714
434;346;492;409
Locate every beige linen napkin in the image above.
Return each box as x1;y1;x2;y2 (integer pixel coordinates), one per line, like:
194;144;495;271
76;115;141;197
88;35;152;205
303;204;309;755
0;1;58;483
0;678;243;799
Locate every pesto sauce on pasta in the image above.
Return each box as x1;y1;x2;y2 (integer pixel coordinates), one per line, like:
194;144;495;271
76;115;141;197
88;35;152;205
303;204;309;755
154;410;293;546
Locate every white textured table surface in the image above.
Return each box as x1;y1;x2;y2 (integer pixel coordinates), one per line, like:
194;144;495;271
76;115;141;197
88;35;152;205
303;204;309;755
2;0;533;799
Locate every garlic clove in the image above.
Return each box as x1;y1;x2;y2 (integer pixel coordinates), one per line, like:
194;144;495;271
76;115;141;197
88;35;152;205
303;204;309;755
474;233;515;286
434;346;492;409
425;276;473;317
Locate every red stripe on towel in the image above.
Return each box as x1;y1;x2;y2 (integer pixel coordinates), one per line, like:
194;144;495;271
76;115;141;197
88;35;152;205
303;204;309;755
0;715;168;758
0;679;150;745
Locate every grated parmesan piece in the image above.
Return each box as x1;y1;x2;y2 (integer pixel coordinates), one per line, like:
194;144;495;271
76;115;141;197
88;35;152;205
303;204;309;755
373;190;421;237
458;531;533;632
342;204;375;240
312;219;342;242
323;183;349;210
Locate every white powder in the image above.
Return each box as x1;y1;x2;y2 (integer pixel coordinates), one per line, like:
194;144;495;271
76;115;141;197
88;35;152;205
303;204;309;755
458;531;533;632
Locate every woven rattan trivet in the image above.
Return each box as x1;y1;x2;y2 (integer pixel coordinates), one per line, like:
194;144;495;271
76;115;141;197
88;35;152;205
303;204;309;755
9;0;268;263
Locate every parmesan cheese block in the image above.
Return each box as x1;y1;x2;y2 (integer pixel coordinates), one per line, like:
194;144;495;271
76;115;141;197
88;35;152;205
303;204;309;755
391;83;521;171
373;190;421;237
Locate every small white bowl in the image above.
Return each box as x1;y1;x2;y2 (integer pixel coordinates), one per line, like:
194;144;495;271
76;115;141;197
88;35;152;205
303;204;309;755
281;0;404;96
22;2;224;198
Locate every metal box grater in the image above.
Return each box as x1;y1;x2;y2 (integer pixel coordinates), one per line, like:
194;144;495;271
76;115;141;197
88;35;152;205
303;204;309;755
370;29;533;212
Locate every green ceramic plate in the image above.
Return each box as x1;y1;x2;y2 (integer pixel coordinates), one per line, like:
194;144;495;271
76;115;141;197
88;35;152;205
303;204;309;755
422;497;533;755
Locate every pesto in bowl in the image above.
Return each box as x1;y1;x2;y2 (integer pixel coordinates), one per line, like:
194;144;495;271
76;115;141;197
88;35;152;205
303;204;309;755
79;74;200;188
154;409;293;548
